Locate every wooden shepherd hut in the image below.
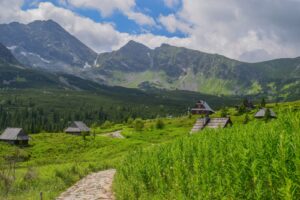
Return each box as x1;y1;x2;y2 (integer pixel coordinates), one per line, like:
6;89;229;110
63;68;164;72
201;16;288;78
0;128;29;145
191;100;215;115
254;108;276;118
65;121;90;135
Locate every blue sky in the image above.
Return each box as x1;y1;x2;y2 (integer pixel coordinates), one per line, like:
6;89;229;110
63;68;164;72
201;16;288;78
22;0;186;37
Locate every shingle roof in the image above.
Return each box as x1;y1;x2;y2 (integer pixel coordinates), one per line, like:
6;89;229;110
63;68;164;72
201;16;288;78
0;128;29;141
206;118;232;129
254;108;276;118
191;100;215;113
65;121;90;132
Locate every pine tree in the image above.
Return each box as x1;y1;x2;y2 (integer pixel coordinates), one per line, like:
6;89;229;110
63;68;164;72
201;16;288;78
264;108;271;122
261;98;266;108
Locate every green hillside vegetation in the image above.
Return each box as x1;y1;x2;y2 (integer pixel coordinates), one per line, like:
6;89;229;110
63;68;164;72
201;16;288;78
93;41;300;100
0;116;196;199
115;103;300;199
0;100;299;199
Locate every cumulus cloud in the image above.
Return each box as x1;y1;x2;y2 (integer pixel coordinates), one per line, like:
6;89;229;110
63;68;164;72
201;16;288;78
158;0;300;62
158;14;192;34
164;0;180;8
60;0;156;26
0;1;124;52
0;0;187;53
1;0;300;62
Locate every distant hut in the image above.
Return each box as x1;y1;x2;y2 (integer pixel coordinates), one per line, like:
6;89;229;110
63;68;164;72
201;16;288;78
65;121;90;135
254;108;276;118
0;128;29;145
191;100;215;115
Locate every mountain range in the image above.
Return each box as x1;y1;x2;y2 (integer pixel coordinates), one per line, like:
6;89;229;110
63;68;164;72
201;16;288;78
0;42;110;90
0;20;299;100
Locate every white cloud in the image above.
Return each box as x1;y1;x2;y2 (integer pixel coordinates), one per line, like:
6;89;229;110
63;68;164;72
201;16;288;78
158;14;192;34
157;0;300;62
164;0;180;8
124;10;155;26
0;0;186;53
1;0;300;62
61;0;156;26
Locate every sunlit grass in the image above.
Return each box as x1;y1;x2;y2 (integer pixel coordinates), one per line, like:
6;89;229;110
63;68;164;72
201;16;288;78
115;110;300;199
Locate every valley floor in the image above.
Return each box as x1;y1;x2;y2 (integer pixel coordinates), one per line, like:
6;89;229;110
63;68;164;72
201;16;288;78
0;100;299;199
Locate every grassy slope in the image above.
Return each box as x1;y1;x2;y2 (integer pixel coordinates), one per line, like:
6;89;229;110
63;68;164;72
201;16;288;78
0;100;299;199
0;116;195;199
115;102;300;199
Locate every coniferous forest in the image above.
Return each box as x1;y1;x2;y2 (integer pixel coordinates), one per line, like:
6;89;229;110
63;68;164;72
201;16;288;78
0;89;239;133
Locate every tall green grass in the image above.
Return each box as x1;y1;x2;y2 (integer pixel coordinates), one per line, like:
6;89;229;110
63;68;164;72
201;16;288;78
115;111;300;199
0;116;194;199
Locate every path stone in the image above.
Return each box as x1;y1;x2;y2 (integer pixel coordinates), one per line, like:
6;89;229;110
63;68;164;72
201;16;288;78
103;130;124;139
56;169;116;200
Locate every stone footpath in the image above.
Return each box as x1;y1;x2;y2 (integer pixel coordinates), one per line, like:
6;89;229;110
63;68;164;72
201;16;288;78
56;169;116;200
103;130;124;139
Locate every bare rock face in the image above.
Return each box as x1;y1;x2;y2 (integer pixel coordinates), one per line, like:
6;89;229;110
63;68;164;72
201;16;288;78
0;43;20;65
0;20;97;71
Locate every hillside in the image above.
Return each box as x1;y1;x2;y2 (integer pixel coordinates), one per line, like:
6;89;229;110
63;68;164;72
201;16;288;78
0;100;299;199
92;41;300;99
0;89;239;133
115;103;300;199
0;44;242;134
0;43;20;65
0;41;105;90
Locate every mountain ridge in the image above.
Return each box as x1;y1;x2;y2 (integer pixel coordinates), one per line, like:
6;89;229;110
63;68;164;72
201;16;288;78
0;20;97;71
0;20;299;100
92;40;299;98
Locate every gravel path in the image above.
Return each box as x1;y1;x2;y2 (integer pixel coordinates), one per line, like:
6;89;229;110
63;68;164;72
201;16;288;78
102;130;124;139
56;169;116;200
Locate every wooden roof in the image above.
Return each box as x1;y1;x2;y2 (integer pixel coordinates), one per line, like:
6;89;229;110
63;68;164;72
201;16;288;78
191;100;215;113
205;118;232;129
190;117;232;133
254;108;276;118
0;128;29;141
65;121;90;132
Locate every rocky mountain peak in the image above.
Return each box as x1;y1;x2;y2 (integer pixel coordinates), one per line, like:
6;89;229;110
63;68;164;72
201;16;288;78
0;43;19;65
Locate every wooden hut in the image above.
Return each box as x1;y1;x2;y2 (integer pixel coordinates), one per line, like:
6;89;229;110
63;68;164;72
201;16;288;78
0;128;29;145
191;100;215;115
65;121;90;135
254;108;276;118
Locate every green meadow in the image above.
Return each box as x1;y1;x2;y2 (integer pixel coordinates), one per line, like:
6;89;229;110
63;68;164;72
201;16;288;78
115;104;300;199
0;100;299;199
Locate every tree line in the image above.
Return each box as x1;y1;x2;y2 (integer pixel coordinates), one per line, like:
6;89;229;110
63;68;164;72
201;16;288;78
0;96;177;133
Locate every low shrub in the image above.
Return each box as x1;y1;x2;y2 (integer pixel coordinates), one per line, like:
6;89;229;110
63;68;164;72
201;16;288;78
134;119;144;132
156;119;165;129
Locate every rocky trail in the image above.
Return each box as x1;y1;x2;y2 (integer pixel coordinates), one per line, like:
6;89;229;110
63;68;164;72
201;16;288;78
102;130;124;139
56;169;116;200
